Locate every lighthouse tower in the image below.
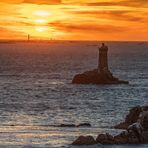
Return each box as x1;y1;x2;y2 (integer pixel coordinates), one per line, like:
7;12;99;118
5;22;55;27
98;43;110;73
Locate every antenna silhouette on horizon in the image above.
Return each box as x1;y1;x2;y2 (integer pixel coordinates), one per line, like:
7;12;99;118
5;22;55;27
27;34;30;41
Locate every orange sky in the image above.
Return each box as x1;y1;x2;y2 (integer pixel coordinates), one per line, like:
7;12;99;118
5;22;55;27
0;0;148;41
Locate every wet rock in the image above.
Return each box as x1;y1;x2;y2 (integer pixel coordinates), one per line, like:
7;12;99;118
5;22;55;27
127;122;143;144
72;136;96;145
141;131;148;143
59;124;76;127
142;106;148;111
115;106;148;144
128;133;140;144
72;105;148;146
139;111;148;130
125;106;142;124
115;106;142;129
58;123;92;128
114;131;129;144
114;122;130;129
72;69;128;85
96;133;115;144
76;123;91;127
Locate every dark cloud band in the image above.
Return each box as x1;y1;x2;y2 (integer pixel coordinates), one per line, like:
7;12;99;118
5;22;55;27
0;0;61;4
23;0;61;5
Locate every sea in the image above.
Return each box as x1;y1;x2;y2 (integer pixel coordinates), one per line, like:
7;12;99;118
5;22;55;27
0;41;147;148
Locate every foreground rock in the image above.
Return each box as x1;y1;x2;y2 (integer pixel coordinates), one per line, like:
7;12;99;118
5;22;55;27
115;106;148;129
96;133;115;144
72;69;128;84
72;105;148;145
114;131;129;144
72;136;96;145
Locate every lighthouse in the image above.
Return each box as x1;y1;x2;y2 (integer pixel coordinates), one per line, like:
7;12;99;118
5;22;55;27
98;43;109;73
72;43;129;84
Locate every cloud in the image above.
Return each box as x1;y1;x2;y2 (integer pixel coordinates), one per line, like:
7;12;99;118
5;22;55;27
66;9;147;23
49;21;127;33
0;0;22;4
0;27;26;38
0;0;61;4
23;0;61;5
1;0;148;7
1;0;147;7
0;21;34;27
62;0;148;9
119;0;148;7
82;0;148;8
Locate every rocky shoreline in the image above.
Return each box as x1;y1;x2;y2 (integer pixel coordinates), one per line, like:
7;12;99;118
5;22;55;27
72;105;148;145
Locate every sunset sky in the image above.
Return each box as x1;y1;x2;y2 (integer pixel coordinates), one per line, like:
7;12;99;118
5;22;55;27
0;0;148;41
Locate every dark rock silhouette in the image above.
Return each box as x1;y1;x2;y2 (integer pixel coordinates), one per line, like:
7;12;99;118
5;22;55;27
59;123;91;128
114;131;129;144
76;123;91;127
115;106;148;129
72;136;96;145
72;105;148;145
59;124;76;127
96;133;115;144
72;43;128;84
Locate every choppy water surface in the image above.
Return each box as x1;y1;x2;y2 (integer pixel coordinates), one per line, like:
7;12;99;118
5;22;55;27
0;41;148;148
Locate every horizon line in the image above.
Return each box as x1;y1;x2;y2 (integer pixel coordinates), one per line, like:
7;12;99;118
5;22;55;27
0;39;148;43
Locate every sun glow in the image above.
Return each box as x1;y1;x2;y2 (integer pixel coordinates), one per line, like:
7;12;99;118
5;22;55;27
35;27;48;32
35;19;47;24
33;10;50;17
33;10;50;34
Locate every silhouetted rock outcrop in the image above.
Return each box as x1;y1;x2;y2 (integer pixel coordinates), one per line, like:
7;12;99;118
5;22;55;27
72;43;128;84
76;123;91;127
114;131;129;144
72;136;96;145
58;123;91;128
115;106;148;129
72;105;148;145
96;133;115;144
72;69;128;84
59;124;76;127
